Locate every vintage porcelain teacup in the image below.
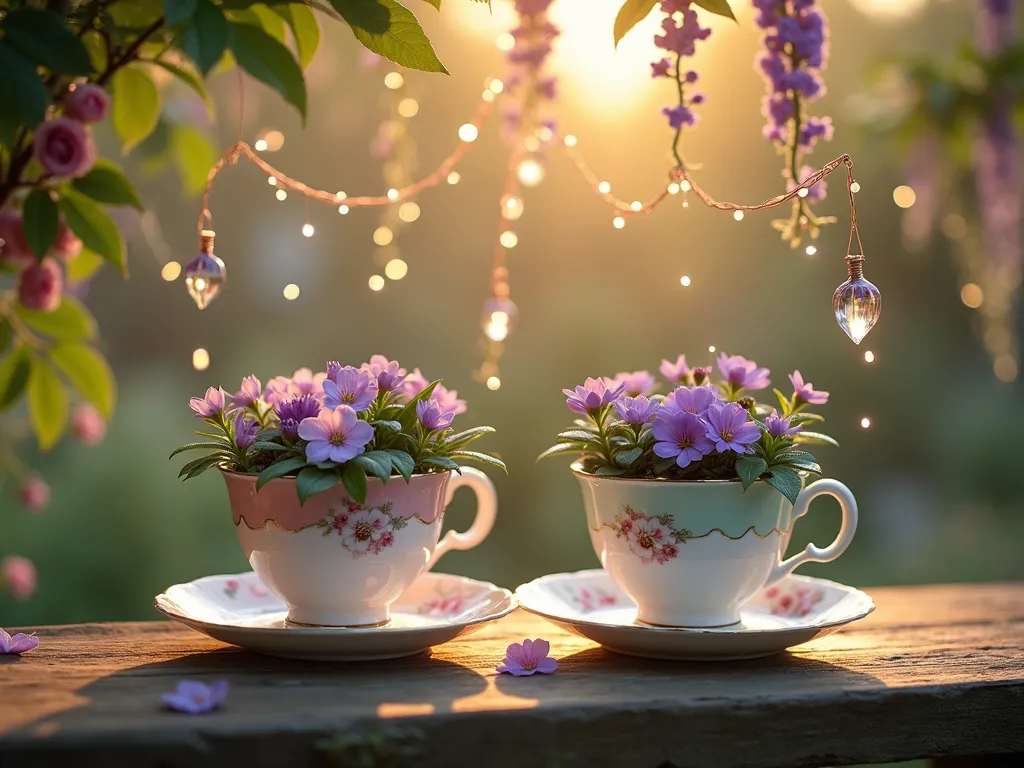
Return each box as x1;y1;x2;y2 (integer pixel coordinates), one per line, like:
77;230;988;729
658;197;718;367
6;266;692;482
222;468;496;627
575;464;858;627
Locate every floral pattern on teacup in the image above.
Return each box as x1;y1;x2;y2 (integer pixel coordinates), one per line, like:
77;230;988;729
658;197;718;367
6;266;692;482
567;585;620;613
764;583;824;618
316;498;409;558
605;505;696;565
224;578;240;599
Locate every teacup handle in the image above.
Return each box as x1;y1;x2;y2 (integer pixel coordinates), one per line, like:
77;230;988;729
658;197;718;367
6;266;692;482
426;467;497;569
767;478;858;585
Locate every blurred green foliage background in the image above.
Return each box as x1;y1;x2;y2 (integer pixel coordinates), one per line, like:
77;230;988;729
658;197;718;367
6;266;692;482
2;0;1022;627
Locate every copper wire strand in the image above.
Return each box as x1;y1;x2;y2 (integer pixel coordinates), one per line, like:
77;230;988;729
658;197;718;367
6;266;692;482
564;144;864;255
197;98;494;238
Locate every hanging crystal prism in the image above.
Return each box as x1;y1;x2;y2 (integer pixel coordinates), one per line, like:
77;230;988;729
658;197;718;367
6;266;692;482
833;255;881;345
185;230;226;310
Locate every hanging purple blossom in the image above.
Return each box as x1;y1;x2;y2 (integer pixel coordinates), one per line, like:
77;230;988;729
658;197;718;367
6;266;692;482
651;2;712;135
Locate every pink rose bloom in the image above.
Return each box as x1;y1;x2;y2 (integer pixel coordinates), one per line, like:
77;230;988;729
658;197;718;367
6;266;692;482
72;404;106;446
53;220;82;262
2;556;37;600
63;83;111;123
19;477;50;511
0;208;33;270
18;257;63;312
33;117;97;179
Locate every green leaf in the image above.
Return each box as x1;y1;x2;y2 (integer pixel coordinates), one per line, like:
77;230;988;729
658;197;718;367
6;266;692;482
421;454;460;472
340;461;368;503
251;441;291;452
58;191;127;274
613;0;657;47
614;446;643;468
297;466;341;504
108;0;165;28
1;8;94;75
692;0;737;22
164;0;198;27
448;450;507;473
536;442;586;461
274;2;321;68
255;428;283;441
793;431;840;448
49;341;116;419
179;453;225;479
333;0;448;74
16;296;97;340
353;450;393;482
71;159;144;210
765;467;802;505
773;388;792;415
169;441;231;459
111;65;162;152
0;41;49;145
0;345;32;410
153;59;214;116
230;21;307;120
788;412;825;425
0;320;11;354
371;419;402;432
181;0;230;74
557;429;603;445
418;0;441;9
170;123;218;196
443;425;496;449
80;30;108;73
22;189;59;261
595;465;627;477
736;455;768;490
229;5;288;44
27;355;67;451
66;248;105;284
256;456;308;489
383;448;415;481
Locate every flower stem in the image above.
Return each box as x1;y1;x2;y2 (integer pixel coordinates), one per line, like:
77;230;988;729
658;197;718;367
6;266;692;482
672;52;686;169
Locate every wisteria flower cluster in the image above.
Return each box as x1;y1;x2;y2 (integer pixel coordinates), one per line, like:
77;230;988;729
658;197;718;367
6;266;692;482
540;353;837;503
651;1;712;139
754;0;835;245
172;357;505;505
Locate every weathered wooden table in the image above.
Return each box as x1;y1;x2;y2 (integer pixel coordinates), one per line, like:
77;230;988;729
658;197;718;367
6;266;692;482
2;582;1022;767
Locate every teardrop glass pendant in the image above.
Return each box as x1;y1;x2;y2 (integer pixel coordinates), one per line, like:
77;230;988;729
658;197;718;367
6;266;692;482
185;230;226;310
833;255;881;345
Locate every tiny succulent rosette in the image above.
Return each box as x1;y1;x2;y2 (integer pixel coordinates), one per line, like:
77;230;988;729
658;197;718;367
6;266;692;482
172;357;505;504
540;354;837;503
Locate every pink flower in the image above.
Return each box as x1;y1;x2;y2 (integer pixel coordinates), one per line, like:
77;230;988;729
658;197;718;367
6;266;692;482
161;680;229;714
33;117;97;179
19;477;50;511
189;386;227;418
0;208;33;269
17;257;63;311
340;508;395;556
63;83;111;123
53;220;82;262
2;556;37;600
72;404;106;445
789;370;829;405
660;354;691;384
432;384;467;416
0;627;40;655
612;370;657;397
497;638;558;676
230;375;263;408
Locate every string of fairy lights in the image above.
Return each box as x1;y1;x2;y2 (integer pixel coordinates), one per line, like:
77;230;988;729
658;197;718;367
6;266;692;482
156;6;923;429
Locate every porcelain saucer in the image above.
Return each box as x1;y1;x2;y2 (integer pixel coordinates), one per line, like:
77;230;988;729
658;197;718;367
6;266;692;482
515;569;874;661
155;571;514;661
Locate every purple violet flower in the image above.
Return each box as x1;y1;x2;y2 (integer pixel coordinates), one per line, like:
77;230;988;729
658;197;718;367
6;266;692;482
692;366;712;385
652;411;714;469
659;354;690;384
291;367;326;398
275;395;322;442
662;104;696;129
189;387;227;418
663;385;718;416
326;361;342;379
233;411;258;449
161;680;229;714
297;405;374;464
433;384;467;416
361;355;407;393
651;58;672;78
717;354;771;391
0;627;39;655
765;410;802;437
704;402;762;454
613;396;660;425
789;371;829;405
497;638;558;676
417;398;456;432
612;370;657;397
563;377;625;415
230;375;262;409
403;368;430;401
323;366;378;412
